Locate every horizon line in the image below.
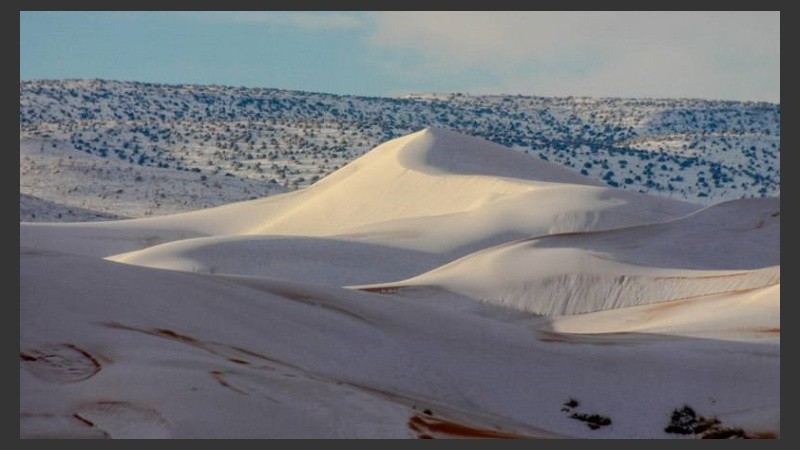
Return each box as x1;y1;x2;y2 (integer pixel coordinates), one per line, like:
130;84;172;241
19;77;781;106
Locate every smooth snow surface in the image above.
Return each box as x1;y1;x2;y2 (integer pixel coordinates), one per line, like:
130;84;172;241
21;128;779;439
359;197;779;315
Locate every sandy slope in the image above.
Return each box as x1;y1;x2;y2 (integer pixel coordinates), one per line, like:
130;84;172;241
545;283;779;342
111;235;437;286
108;129;697;285
23;128;699;258
359;197;779;315
20;251;778;439
20;128;779;439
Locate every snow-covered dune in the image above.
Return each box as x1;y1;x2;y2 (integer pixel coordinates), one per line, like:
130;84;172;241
545;283;779;342
246;128;696;238
109;235;437;286
21;249;778;439
24;128;697;262
357;197;779;316
108;129;698;281
20;128;779;439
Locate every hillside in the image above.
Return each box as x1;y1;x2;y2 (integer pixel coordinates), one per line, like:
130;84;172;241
20;80;779;221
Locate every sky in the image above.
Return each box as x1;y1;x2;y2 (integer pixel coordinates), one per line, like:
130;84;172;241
20;11;780;103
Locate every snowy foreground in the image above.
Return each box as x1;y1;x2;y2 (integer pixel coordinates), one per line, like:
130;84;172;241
20;128;779;439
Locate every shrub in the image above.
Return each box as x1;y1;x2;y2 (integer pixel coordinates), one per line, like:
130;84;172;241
664;406;698;434
664;405;724;436
570;412;612;430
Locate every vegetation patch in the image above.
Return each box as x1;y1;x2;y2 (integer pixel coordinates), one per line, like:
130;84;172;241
561;398;612;430
569;412;612;430
664;405;719;434
664;405;749;439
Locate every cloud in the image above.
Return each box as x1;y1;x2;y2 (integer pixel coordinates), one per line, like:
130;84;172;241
368;11;779;102
187;11;363;30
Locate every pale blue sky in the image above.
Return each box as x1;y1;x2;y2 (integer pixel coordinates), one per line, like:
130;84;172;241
20;11;780;102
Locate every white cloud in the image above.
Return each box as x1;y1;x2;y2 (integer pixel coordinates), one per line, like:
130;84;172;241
368;11;779;102
188;11;363;30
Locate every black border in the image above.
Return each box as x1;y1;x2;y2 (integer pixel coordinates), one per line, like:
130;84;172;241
14;5;787;448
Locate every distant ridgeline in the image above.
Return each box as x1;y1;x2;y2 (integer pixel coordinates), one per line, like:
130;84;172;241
20;79;779;202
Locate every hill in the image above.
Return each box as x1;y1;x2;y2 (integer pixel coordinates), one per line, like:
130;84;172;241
20;80;779;221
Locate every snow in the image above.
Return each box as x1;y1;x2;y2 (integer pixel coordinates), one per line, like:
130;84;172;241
20;193;124;222
548;284;779;342
21;128;779;439
20;79;779;220
20;138;283;220
359;196;778;315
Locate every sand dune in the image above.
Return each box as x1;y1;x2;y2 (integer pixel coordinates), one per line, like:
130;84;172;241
23;128;698;259
109;182;701;284
110;236;436;285
358;197;779;315
20;128;779;438
109;129;698;282
546;283;779;341
21;251;778;438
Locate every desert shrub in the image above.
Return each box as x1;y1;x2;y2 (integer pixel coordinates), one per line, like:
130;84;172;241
664;405;699;434
570;412;612;430
664;405;738;437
